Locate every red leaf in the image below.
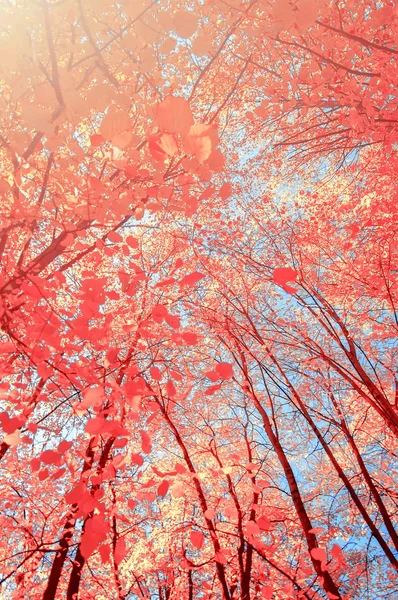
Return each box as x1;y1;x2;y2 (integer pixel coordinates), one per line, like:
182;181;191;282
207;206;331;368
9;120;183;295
175;463;186;474
215;551;227;564
157;480;170;497
205;149;225;172
80;515;110;559
331;544;345;567
150;367;162;381
80;387;104;410
40;449;61;466
182;332;198;345
311;547;327;568
205;371;220;382
152;304;168;322
273;267;298;294
0;412;24;434
246;520;260;535
166;380;177;397
262;586;273;600
220;182;232;200
107;230;123;243
85;417;106;435
125;164;138;178
215;362;234;379
205;384;222;395
38;469;49;481
0;342;16;354
179;272;205;286
30;458;40;472
165;313;180;329
155;277;176;288
183;124;217;162
131;453;144;466
140;430;151;454
114;537;127;565
190;530;205;549
99;544;111;564
257;516;271;531
100;105;130;141
90;134;104;147
170;370;182;381
65;482;86;505
126;235;139;248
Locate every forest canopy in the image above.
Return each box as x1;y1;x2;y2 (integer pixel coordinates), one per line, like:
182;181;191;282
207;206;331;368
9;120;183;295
0;0;397;599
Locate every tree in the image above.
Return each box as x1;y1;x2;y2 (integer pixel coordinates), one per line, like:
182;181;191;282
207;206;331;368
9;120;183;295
0;0;397;598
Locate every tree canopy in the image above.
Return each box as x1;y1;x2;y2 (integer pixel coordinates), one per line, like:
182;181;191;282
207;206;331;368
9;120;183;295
0;0;397;599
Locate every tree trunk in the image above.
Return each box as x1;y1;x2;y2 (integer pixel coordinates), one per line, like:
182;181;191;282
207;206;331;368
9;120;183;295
156;397;232;600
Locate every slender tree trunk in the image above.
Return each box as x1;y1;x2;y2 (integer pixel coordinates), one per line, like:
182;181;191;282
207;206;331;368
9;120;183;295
66;436;116;599
42;440;95;600
66;541;86;600
303;290;398;436
265;352;398;570
156;398;232;600
210;443;246;596
112;513;126;599
252;393;342;598
188;568;194;600
47;345;138;598
234;348;342;600
242;420;258;600
329;391;398;553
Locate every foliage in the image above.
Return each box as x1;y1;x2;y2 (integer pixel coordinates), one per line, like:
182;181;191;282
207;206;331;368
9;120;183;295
0;0;397;599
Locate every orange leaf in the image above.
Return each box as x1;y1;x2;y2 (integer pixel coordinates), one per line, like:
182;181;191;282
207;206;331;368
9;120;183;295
172;10;198;38
100;106;130;141
157;95;193;137
184;124;218;161
149;133;178;160
192;35;212;56
87;176;106;195
80;386;104;410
